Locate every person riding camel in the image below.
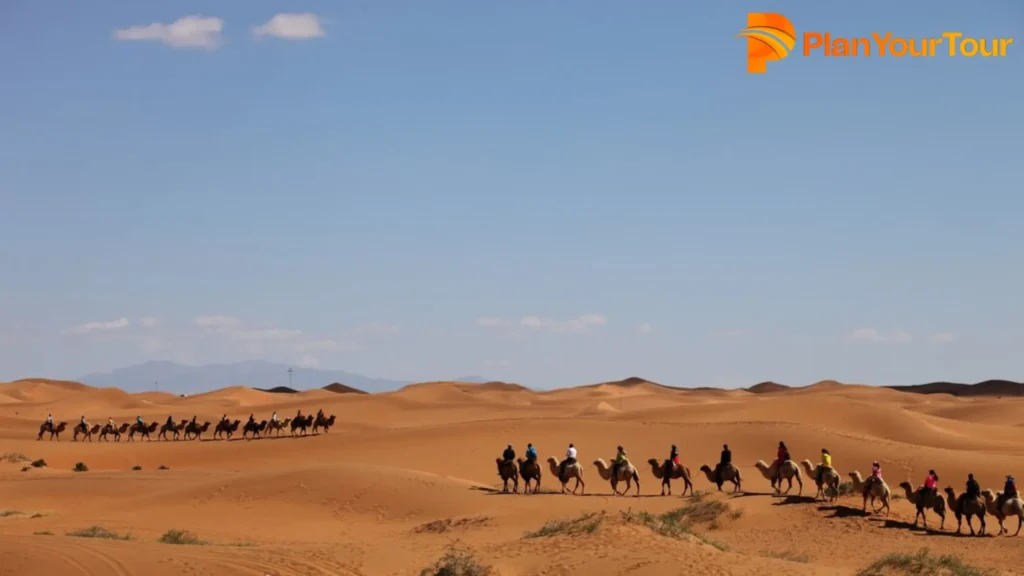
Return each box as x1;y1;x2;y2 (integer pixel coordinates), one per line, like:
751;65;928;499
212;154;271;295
612;445;628;480
560;443;577;481
295;409;303;421
247;413;255;428
190;415;197;429
107;416;114;426
916;470;939;516
863;461;883;495
271;411;278;423
665;444;680;477
772;441;790;485
817;448;832;487
498;444;515;476
136;415;144;428
45;413;53;431
525;443;538;462
316;408;324;421
996;474;1018;511
220;414;228;424
715;444;732;484
165;414;174;428
79;415;89;431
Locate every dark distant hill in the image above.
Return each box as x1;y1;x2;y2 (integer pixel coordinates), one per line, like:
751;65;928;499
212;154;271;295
747;381;791;394
886;379;1024;397
323;383;368;395
256;386;299;394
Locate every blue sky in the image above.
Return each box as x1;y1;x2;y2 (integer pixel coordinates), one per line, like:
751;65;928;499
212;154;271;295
1;1;1021;388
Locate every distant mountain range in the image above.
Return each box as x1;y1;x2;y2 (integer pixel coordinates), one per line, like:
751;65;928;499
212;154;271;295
78;360;489;394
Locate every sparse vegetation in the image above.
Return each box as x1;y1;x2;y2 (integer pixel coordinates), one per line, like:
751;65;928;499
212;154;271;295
0;510;23;518
21;466;30;472
858;548;991;576
838;481;855;496
132;465;142;471
34;530;53;536
763;550;810;563
73;462;89;472
67;526;131;540
159;529;207;545
158;465;169;470
31;459;47;468
415;516;491;534
1;452;31;463
620;509;690;538
524;511;605;538
419;543;492;576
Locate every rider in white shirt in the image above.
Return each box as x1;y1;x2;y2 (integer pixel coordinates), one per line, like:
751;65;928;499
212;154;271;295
560;443;578;479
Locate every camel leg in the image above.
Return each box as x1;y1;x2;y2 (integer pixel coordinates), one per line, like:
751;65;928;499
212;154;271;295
1015;515;1021;536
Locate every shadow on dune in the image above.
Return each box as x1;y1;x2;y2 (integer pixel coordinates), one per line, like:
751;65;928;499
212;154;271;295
197;434;319;443
818;504;871;518
469;486;662;498
772;495;818;506
726;491;773;499
877;518;980;537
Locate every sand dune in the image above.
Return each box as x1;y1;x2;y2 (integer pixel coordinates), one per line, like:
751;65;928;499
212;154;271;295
2;377;1024;575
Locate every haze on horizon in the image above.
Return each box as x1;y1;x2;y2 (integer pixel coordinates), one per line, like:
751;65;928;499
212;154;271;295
1;1;1021;388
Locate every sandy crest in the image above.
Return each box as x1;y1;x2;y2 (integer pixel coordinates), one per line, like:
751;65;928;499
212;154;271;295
2;378;1024;575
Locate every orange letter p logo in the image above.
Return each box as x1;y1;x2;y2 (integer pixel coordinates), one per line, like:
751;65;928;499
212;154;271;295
737;13;796;73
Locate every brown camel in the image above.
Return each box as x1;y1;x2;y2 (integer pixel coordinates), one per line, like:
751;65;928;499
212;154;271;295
158;419;188;441
647;458;693;496
944;486;985;535
699;463;742;493
128;421;158;441
755;459;802;495
266;417;292;437
982;489;1023;536
290;415;314;436
800;459;840;502
593;458;641;496
517;457;542;494
898;481;947;530
214;419;240;439
184;421;211;440
37;421;67;441
496;458;519;493
847;471;891;516
546;456;585;495
99;422;129;442
73;423;101;442
313;414;336;434
243;419;268;439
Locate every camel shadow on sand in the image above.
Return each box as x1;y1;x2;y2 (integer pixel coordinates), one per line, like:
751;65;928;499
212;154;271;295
470;486;682;499
198;434;320;443
876;518;989;538
772;495;819;506
817;504;871;519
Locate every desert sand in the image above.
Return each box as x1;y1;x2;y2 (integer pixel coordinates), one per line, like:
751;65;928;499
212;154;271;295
2;376;1023;575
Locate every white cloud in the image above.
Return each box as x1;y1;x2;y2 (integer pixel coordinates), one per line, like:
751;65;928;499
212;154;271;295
636;322;653;334
193;315;241;328
60;317;130;335
252;13;326;40
355;322;399;335
928;332;956;343
297;354;321;368
480;314;608;333
228;328;303;341
847;328;912;343
113;16;224;50
139;316;161;328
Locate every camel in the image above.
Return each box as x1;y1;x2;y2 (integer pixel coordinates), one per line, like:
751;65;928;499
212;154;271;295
898;482;947;530
496;458;519;493
37;421;67;441
290;415;314;436
243;419;268;439
981;489;1023;536
128;421;158;441
755;459;802;495
517;457;542;494
214;419;240;440
593;458;641;496
546;456;585;495
183;421;211;440
647;458;693;496
266;417;292;437
847;471;891;516
944;486;985;535
699;463;742;493
73;423;101;442
158;419;188;441
800;460;840;502
313;414;336;434
99;422;130;442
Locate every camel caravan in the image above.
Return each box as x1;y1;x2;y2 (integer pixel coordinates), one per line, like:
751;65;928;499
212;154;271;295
491;441;1023;537
35;409;337;443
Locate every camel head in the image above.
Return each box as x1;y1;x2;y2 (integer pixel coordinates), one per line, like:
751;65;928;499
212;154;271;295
754;460;769;472
898;481;913;493
546;456;558;465
592;458;608;470
944;486;956;497
848;471;863;482
981;488;997;502
699;464;712;474
647;458;660;468
516;457;524;465
495;457;502;464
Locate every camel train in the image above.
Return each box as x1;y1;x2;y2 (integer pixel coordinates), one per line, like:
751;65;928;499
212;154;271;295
494;446;1022;537
35;411;337;443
